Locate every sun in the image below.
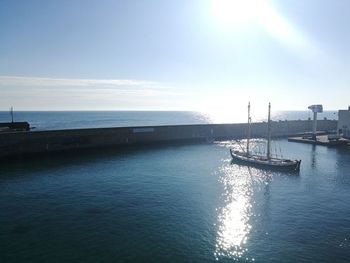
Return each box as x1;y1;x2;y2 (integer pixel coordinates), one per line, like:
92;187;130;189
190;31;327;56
210;0;261;29
209;0;308;50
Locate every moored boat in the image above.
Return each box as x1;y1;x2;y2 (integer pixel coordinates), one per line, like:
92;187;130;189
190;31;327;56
230;149;301;171
230;102;301;171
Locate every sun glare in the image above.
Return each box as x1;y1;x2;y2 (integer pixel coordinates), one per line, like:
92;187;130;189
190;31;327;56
210;0;310;50
211;0;261;29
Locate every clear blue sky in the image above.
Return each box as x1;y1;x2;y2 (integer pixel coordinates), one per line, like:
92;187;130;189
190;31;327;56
1;0;350;113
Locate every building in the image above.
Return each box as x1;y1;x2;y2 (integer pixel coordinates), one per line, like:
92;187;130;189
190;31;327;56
338;107;350;138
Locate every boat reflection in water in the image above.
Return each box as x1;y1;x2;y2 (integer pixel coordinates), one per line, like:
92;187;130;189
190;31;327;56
215;155;272;261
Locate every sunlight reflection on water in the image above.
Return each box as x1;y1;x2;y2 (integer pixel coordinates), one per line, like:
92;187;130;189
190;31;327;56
215;163;253;260
215;141;272;261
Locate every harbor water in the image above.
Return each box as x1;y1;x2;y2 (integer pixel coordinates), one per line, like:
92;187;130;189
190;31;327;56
1;138;350;262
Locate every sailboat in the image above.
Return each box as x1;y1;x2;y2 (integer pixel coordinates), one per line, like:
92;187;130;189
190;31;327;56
230;102;301;171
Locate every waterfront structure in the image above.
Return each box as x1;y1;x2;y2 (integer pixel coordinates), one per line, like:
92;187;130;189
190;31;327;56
0;122;30;132
288;106;349;147
0;120;337;159
338;107;350;138
308;104;323;140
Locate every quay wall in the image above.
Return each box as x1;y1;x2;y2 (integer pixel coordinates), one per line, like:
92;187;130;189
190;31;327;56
0;120;337;158
0;122;30;131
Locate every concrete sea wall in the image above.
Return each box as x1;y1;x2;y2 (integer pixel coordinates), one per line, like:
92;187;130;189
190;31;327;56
0;120;337;159
0;122;30;132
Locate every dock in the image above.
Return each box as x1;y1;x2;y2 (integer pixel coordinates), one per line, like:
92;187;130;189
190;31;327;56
288;135;349;147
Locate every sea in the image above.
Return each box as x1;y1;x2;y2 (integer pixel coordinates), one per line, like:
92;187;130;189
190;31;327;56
1;111;349;263
0;110;339;130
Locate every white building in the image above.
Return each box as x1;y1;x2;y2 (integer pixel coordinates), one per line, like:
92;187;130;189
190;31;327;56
338;107;350;138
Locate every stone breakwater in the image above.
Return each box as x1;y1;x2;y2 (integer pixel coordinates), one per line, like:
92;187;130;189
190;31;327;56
0;120;337;159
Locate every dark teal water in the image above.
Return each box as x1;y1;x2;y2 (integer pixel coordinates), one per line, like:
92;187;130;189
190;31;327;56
1;139;350;262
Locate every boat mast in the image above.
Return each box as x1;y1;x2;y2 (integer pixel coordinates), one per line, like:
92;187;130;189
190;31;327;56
267;102;271;160
10;106;14;123
246;102;251;155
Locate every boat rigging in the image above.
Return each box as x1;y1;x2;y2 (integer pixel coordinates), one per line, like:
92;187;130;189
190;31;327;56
230;102;301;171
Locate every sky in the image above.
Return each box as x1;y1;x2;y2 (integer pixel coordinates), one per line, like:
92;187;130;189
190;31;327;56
1;0;350;113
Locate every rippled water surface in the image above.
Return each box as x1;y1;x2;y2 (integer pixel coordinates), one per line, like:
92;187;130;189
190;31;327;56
1;140;350;262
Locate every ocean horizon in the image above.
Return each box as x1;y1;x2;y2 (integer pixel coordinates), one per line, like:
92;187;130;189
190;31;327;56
0;110;338;131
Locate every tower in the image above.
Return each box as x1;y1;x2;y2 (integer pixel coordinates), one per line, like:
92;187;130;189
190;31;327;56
308;104;323;140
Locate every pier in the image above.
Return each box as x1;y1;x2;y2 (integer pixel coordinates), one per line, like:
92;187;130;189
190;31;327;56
0;120;337;159
288;134;349;147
